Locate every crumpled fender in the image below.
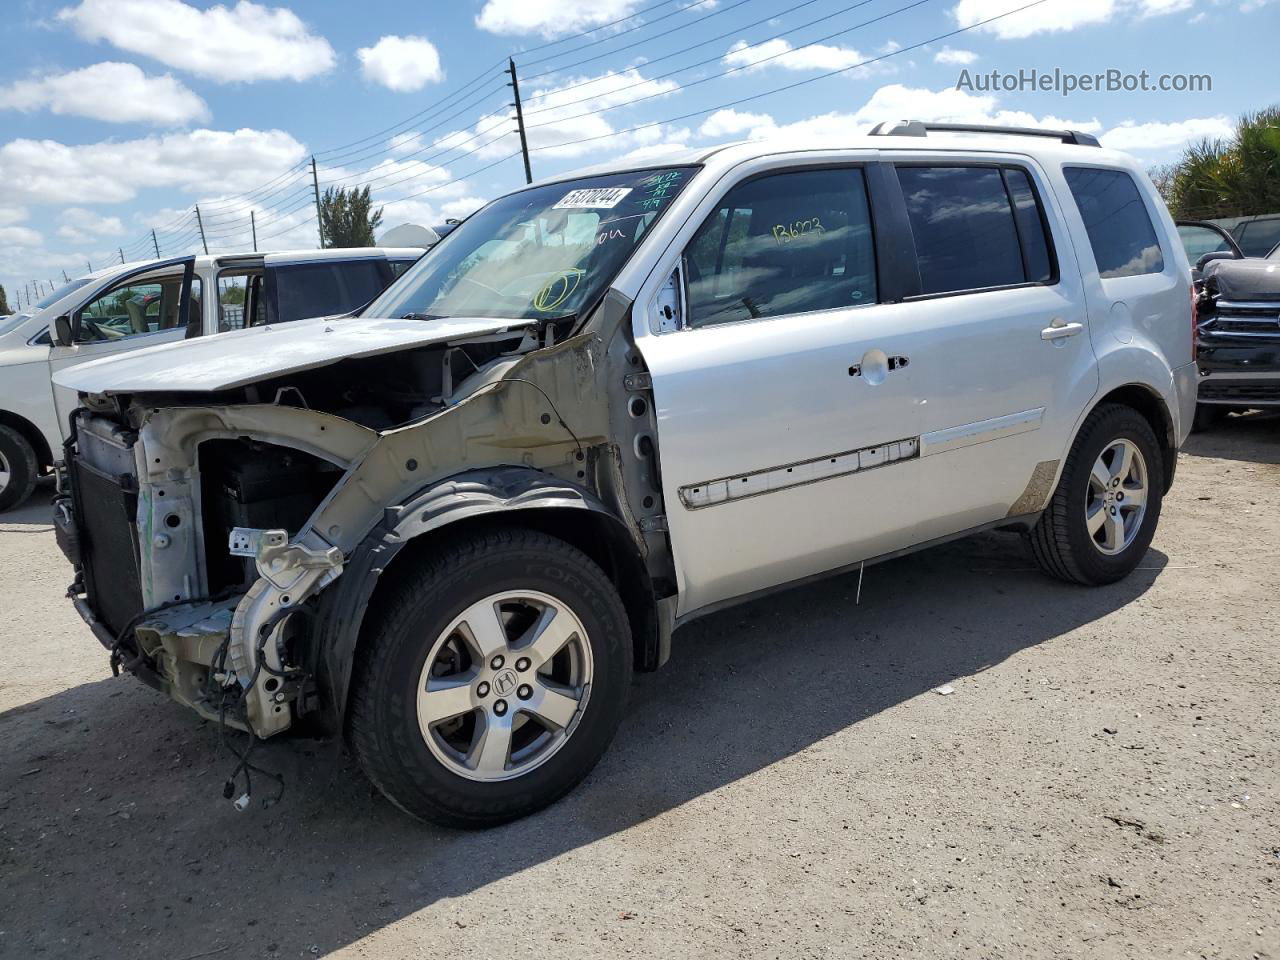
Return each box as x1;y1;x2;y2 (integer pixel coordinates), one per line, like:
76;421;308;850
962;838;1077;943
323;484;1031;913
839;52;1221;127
312;465;645;733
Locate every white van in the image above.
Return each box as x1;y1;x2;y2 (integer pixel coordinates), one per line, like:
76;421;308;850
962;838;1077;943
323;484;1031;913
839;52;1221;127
0;248;423;510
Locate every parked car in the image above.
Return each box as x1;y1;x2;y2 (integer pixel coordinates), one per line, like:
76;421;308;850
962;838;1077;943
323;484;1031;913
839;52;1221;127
1229;214;1280;259
1192;255;1280;429
0;247;423;510
52;123;1196;826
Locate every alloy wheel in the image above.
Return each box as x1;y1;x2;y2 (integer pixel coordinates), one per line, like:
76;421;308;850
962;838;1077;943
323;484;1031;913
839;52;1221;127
416;590;593;782
1085;438;1148;555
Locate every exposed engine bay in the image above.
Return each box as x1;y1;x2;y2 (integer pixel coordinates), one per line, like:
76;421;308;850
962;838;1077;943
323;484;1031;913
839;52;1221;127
55;305;671;761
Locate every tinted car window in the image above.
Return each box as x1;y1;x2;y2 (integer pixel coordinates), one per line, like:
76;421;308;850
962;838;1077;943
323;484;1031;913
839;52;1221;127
684;167;877;328
1235;218;1280;258
1063;167;1164;278
898;166;1026;295
273;260;388;324
1003;168;1053;283
1178;223;1234;263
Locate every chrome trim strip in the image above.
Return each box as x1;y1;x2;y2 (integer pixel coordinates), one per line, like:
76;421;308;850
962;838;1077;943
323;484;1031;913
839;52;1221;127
919;407;1045;457
1199;370;1280;380
1216;300;1280;312
678;436;920;510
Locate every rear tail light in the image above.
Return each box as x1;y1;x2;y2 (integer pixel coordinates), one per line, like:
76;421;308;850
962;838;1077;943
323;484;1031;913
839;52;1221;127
1189;283;1199;360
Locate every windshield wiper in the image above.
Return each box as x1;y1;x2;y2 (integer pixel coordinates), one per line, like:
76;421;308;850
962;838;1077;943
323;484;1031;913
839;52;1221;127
401;312;446;321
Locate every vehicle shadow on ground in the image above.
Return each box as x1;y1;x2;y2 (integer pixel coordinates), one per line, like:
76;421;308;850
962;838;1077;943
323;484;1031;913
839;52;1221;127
1181;410;1279;465
0;532;1167;958
0;482;56;530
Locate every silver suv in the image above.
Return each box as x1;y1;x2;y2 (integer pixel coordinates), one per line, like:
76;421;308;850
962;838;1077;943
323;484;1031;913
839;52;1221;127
54;123;1198;826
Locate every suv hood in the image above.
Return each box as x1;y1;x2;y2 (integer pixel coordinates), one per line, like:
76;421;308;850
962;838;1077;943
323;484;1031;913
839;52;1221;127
53;315;531;395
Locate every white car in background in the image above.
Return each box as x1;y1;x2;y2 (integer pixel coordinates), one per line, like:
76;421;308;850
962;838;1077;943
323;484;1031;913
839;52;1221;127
0;247;424;511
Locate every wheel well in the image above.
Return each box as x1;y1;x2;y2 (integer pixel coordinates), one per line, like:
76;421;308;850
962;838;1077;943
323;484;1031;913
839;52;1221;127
1092;384;1176;492
358;508;661;674
0;410;53;471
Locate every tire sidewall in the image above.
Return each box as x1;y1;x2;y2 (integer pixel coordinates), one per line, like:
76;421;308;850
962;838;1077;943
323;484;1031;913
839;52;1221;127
363;539;631;823
0;426;38;512
1062;410;1163;583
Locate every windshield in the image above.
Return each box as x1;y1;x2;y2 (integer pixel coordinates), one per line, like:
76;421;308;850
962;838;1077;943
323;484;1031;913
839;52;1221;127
34;277;92;311
367;167;695;322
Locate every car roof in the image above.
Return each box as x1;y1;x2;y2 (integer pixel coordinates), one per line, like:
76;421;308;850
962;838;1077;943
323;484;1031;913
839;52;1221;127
78;246;423;283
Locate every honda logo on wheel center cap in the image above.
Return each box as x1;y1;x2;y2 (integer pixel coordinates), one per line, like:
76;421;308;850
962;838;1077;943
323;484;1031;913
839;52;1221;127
492;668;519;697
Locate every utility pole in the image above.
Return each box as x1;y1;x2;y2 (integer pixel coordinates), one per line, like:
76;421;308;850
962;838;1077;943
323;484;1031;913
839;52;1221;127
311;156;324;248
119;247;126;264
86;260;92;273
62;270;70;283
507;58;533;184
151;228;160;258
194;205;209;254
251;210;258;252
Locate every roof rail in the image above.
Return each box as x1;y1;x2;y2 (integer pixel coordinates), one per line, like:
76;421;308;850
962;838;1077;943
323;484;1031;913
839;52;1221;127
867;120;1101;147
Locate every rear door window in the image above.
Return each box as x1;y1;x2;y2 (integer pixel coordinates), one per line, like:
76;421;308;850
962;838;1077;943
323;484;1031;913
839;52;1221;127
896;165;1053;295
272;260;389;324
1063;167;1164;278
683;167;877;328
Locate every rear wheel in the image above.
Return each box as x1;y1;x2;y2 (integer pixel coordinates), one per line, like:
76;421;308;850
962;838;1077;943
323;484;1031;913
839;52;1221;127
0;425;38;513
348;528;632;827
1027;404;1163;585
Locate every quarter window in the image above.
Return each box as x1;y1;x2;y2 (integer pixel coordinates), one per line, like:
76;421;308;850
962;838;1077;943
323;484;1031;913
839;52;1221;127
1063;167;1164;278
897;166;1052;295
683;167;877;328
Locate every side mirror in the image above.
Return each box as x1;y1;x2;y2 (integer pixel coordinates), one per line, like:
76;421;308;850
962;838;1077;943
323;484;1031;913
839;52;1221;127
1197;250;1239;272
53;315;74;347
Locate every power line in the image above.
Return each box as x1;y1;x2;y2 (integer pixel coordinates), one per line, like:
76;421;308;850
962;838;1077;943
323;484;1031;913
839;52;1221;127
523;0;932;128
518;0;731;69
530;0;1054;153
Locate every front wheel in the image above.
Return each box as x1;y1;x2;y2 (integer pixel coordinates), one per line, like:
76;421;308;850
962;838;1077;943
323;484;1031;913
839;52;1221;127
348;528;632;827
0;425;39;513
1027;404;1164;585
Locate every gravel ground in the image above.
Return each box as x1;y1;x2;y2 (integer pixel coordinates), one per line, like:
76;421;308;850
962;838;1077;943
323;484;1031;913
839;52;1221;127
1;413;1277;960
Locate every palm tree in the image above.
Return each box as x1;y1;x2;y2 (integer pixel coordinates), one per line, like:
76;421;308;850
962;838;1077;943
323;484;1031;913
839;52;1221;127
1165;107;1280;219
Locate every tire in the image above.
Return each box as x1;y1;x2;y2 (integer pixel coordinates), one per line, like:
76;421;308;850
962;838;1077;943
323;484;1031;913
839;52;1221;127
1191;404;1226;433
348;527;632;827
0;425;39;513
1027;404;1164;586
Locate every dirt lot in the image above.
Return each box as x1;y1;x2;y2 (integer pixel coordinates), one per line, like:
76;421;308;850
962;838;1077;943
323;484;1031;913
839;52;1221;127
1;414;1278;960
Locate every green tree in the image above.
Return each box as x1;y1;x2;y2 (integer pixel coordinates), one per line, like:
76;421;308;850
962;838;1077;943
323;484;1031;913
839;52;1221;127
318;185;384;248
0;284;10;315
1164;107;1280;219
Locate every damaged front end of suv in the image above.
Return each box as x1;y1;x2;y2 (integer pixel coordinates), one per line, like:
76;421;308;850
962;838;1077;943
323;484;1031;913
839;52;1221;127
53;167;691;821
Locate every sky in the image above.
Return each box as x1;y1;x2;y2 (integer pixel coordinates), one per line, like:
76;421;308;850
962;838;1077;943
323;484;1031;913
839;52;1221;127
1;0;1276;307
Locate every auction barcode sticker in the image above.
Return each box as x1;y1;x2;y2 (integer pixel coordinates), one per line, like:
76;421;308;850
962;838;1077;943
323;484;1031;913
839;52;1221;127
554;187;632;209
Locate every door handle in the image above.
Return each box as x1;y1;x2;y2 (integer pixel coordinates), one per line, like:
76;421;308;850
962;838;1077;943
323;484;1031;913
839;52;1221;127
1041;320;1084;341
848;355;908;377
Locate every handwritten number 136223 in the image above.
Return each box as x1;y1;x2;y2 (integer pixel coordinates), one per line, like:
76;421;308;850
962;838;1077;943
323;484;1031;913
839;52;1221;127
772;217;825;245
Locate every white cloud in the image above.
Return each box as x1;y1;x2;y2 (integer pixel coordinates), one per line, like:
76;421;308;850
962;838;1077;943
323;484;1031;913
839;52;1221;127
723;38;869;73
0;226;43;248
952;0;1115;38
58;207;126;242
57;0;336;83
387;132;424;155
699;109;774;138
1101;116;1233;152
0;61;208;126
694;84;1101;144
0;127;307;206
476;0;643;37
934;47;978;65
357;35;444;92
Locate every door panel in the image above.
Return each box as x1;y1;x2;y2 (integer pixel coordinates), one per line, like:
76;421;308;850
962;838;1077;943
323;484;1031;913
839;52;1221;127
642;306;927;615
